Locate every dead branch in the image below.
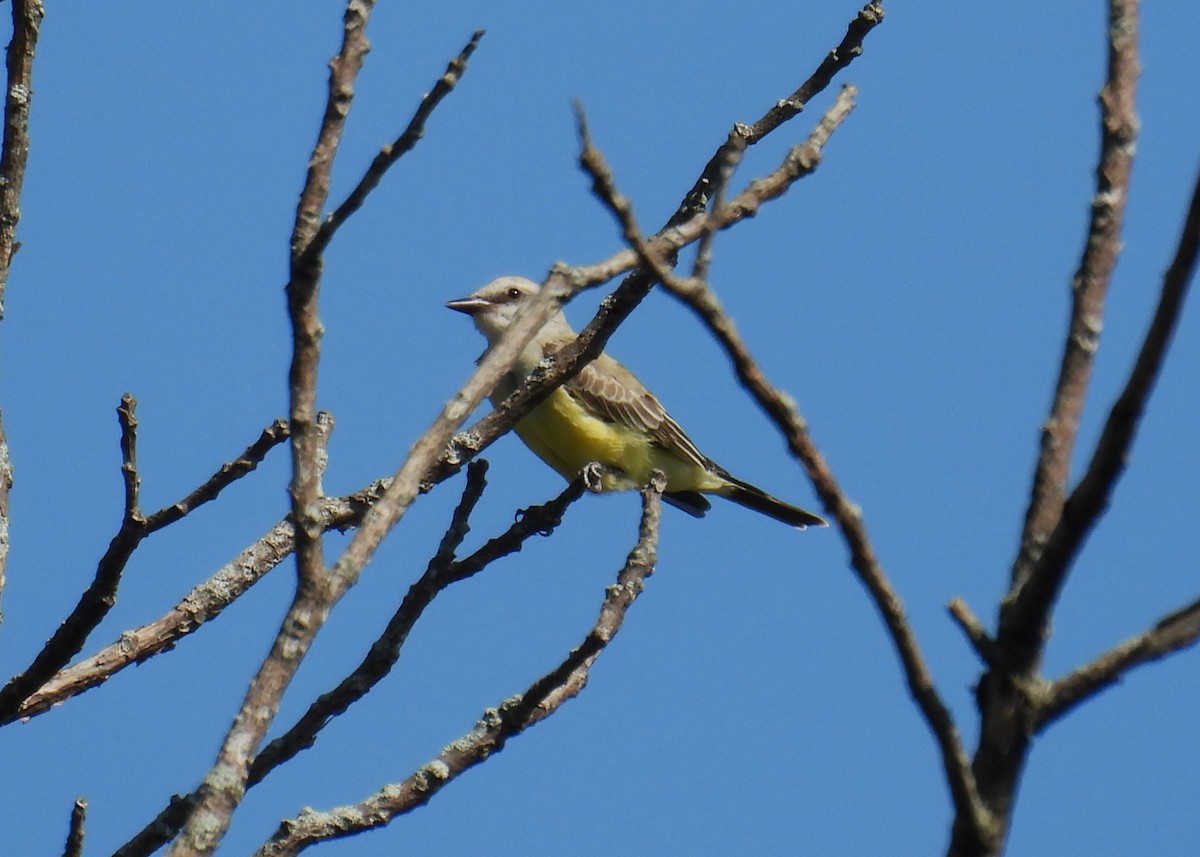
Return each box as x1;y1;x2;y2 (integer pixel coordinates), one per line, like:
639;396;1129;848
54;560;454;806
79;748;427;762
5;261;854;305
254;473;665;857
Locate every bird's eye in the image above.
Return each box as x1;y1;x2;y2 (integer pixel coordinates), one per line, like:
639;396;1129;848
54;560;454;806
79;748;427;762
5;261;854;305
506;287;522;299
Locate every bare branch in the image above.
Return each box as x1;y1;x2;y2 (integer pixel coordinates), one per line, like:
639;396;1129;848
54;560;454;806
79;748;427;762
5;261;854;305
1003;161;1200;663
1037;595;1200;730
668;0;883;228
578;82;990;843
143;420;289;532
0;0;44;616
1003;0;1142;669
112;467;586;857
958;5;1149;854
0;0;44;317
289;0;376;260
246;464;586;787
0;416;296;725
301;29;485;267
118;394;143;520
63;798;86;857
165;7;483;854
253;474;666;857
166;408;334;857
947;597;1000;668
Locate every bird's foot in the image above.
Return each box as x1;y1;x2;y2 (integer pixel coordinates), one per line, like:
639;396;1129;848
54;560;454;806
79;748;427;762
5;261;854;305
580;461;607;494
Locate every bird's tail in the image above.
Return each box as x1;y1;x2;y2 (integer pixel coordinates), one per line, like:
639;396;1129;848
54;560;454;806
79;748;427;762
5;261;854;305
718;476;827;529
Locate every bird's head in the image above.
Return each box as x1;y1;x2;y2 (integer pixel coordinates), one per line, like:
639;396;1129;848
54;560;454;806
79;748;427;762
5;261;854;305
447;276;558;345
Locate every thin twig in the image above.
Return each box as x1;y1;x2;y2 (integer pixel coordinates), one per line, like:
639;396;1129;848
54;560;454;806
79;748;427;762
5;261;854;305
0;415;294;724
113;467;588;857
63;798;86;857
1003;160;1200;664
1002;0;1142;669
118;394;143;521
578;84;991;843
253;474;666;857
1037;595;1200;730
299;29;485;268
0;403;288;715
947;597;1000;668
144;420;289;532
667;0;883;229
247;464;586;786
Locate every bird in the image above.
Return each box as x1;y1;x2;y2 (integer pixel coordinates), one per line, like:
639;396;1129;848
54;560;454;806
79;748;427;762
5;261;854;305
446;276;827;529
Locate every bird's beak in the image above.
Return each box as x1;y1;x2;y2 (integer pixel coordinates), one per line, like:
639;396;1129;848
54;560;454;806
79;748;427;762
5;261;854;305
445;296;489;316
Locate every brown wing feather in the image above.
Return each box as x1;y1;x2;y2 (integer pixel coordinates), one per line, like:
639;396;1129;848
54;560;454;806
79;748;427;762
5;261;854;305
557;348;711;471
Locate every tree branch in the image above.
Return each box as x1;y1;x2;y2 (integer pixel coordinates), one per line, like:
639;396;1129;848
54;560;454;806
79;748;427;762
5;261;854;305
1037;595;1200;730
0;0;47;616
116;463;590;857
0;416;12;626
1002;0;1141;670
947;597;1001;669
0;0;43;318
62;797;86;857
253;474;666;857
247;463;586;788
667;0;883;229
957;5;1152;854
578;81;990;844
11;473;379;726
300;29;484;267
167;8;487;854
1003;159;1200;664
0;405;289;721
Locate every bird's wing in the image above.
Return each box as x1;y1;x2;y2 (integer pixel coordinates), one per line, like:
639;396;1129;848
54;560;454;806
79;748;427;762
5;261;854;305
553;346;711;471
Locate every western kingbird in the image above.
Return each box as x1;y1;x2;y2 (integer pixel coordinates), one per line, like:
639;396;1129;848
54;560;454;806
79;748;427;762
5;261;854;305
447;276;826;529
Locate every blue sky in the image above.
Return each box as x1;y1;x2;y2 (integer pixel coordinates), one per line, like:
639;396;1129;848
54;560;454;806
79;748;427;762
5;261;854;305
2;2;1198;855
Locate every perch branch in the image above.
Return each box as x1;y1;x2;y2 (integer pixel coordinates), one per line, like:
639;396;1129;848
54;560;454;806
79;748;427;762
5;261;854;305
578;88;991;843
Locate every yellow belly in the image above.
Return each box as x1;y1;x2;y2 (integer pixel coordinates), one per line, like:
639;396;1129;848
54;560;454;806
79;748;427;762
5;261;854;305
512;388;722;493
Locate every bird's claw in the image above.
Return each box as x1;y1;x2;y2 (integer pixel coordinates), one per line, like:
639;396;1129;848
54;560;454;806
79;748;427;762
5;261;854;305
581;461;606;493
